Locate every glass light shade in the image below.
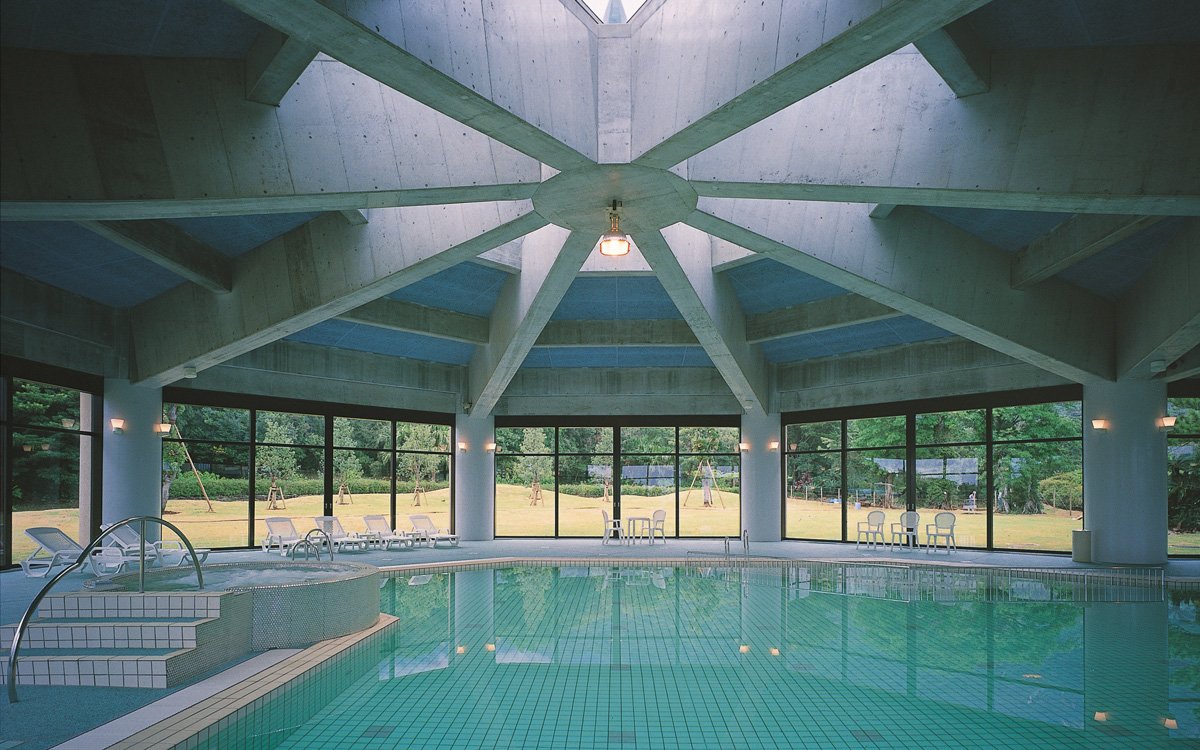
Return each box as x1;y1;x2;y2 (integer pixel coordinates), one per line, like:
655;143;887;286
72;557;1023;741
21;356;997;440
599;232;630;256
110;418;126;433
154;423;173;435
1161;415;1177;429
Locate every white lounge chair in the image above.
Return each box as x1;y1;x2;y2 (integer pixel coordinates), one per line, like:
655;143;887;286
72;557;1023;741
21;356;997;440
262;517;304;556
363;515;416;550
890;511;920;550
600;509;624;545
926;511;957;553
313;516;367;552
19;527;85;577
409;514;458;547
856;510;886;549
101;522;182;568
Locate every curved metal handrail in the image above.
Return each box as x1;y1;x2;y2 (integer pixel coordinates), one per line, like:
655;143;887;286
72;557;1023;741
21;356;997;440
7;515;204;703
288;528;334;561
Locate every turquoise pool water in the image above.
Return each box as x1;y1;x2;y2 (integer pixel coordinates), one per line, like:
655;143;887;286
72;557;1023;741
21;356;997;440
216;564;1197;749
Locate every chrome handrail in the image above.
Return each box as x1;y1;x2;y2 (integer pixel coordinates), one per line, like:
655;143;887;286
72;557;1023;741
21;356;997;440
7;515;204;703
288;528;334;561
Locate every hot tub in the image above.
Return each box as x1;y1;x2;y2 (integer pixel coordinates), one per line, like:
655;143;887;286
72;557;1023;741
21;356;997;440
109;561;381;649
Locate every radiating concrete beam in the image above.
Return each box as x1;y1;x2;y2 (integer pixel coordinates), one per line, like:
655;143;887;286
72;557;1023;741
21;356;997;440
77;220;233;293
776;339;1071;412
1011;215;1163;289
745;296;901;344
1116;219;1200;379
496;367;740;416
691;201;1114;384
178;340;463;414
129;204;545;386
688;46;1200;216
224;0;596;171
0;271;122;376
868;203;898;219
337;298;489;344
244;28;318;106
0;50;540;220
632;0;988;167
337;209;368;226
535;319;697;347
467;227;596;416
912;18;990;97
639;225;767;413
1164;347;1200;382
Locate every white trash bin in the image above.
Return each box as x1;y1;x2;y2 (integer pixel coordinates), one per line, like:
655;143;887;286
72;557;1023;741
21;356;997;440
1072;529;1092;563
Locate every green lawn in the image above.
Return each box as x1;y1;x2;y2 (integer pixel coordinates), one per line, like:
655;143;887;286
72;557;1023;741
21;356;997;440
10;491;1200;559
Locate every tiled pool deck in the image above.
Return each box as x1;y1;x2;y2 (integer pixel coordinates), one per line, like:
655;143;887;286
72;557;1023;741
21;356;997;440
2;539;1198;749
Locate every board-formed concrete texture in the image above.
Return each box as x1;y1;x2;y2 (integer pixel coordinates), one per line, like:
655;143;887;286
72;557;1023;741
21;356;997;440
2;0;1199;415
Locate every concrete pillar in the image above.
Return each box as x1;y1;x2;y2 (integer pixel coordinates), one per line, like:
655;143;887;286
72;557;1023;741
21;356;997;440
454;414;495;541
741;410;782;542
102;379;163;529
1083;380;1167;564
78;391;96;543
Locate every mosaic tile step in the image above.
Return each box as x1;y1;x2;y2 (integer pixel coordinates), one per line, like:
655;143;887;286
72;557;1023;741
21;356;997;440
1;650;183;688
1;616;212;650
32;592;226;621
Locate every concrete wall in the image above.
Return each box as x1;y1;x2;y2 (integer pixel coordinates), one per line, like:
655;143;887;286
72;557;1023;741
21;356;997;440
454;414;495;540
101;379;163;533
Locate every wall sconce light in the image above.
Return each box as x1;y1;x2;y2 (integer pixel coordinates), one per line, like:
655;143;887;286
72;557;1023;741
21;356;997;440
768;441;780;452
154;423;173;436
485;643;496;652
1090;419;1109;431
1160;415;1177;431
22;444;33;452
457;441;469;453
41;443;50;451
788;443;797;451
1093;711;1109;722
738;442;750;452
182;366;198;379
61;418;76;429
1161;716;1178;730
485;442;497;453
456;645;466;655
110;418;126;434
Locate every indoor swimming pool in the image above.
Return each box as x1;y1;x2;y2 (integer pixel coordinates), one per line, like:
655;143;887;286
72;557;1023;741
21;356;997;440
196;562;1197;749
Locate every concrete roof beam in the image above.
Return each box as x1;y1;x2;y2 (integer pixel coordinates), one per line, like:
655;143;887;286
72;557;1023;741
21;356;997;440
1116;219;1200;379
336;298;489;345
1011;214;1164;289
467;227;596;416
128;203;545;386
244;28;318;106
690;200;1114;383
688;46;1200;215
0;50;540;220
639;224;768;413
745;296;901;345
223;0;597;170
912;18;990;97
76;220;232;293
535;319;698;347
631;0;988;168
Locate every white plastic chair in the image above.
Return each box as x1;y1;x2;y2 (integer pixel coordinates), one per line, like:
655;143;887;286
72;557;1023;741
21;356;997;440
101;522;183;567
19;527;84;577
926;511;957;553
855;510;886;549
262;517;303;556
600;509;624;545
649;509;667;544
409;514;459;547
313;516;366;552
362;515;415;550
890;511;920;550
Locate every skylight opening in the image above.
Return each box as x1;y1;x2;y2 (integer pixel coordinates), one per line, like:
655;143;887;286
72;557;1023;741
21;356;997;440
580;0;650;23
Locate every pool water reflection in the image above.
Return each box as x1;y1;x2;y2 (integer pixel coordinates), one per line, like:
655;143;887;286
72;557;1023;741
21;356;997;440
274;564;1196;749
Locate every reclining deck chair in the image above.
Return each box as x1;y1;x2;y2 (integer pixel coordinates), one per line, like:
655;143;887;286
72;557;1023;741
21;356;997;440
262;517;304;556
409;514;459;547
362;515;416;550
313;516;367;552
20;527;85;577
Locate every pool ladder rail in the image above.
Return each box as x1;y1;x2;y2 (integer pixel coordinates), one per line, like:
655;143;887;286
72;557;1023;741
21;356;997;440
288;528;335;561
6;515;205;704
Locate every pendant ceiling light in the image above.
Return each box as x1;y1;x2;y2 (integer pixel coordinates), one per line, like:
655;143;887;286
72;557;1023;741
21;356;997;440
598;200;630;257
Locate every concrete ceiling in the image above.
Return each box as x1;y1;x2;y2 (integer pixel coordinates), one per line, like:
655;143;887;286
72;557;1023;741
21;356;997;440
2;0;1197;416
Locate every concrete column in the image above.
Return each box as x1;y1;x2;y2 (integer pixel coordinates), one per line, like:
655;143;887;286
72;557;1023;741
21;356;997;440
741;410;782;542
102;379;163;529
78;391;96;543
454;414;495;541
1083;380;1167;564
